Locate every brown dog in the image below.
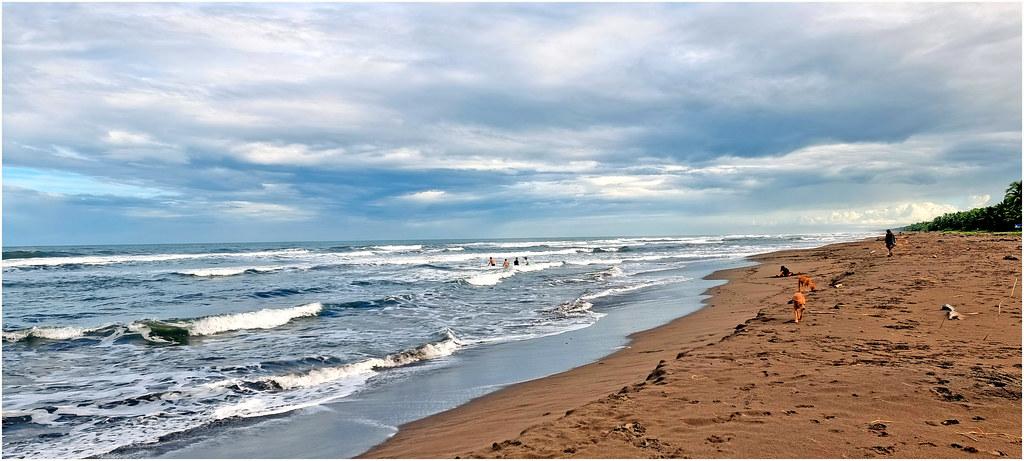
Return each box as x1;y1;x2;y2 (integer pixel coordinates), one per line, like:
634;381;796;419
791;292;807;323
797;275;816;293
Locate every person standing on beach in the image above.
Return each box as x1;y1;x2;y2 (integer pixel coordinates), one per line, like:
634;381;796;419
884;229;897;257
503;258;510;269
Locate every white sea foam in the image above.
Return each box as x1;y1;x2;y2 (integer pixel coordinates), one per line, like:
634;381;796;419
589;236;725;246
580;282;660;301
4;303;326;344
592;265;625;281
558;299;594;314
334;250;377;258
2;249;310;269
126;323;173;344
465;269;517;286
464;261;564;286
621;254;689;262
327;248;583;267
513;261;563;272
211;343;461;420
2;326;93;342
581;276;693;302
255;330;462;390
371;245;422;252
462;240;580;249
174;266;285;277
565;258;623;266
185;303;323;336
2;409;63;426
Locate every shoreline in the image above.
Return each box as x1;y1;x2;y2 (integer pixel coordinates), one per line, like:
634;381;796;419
138;253;748;458
362;233;1022;458
359;243;823;458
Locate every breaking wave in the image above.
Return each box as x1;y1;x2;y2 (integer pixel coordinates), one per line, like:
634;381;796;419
371;245;422;252
174;266;286;277
464;261;564;286
3;303;323;344
182;303;323;336
465;270;516;286
1;326;97;342
580;282;662;301
225;329;463;390
2;249;310;269
582;276;693;302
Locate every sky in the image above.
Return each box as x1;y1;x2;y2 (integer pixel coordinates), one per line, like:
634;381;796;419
2;2;1021;246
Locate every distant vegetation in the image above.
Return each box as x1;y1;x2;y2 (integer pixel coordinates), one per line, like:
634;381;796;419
903;181;1021;232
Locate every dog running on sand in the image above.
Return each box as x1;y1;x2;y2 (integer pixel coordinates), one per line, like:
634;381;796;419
791;292;807;323
797;275;816;293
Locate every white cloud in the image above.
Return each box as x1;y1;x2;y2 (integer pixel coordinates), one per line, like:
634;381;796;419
231;142;346;166
800;201;960;227
399;190;448;202
225;141;603;173
52;146;92;161
520;13;668;86
218;201;314;221
395;189;486;204
105;130;156;145
509;174;715;201
969;194;991;208
102;130;188;164
648;132;1006;188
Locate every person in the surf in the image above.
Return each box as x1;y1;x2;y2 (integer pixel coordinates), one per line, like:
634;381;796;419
502;258;510;269
523;256;529;265
488;257;496;266
884;229;897;257
514;257;520;266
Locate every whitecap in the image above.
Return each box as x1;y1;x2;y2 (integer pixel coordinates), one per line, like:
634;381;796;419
247;330;462;390
512;261;563;272
2;325;94;342
185;303;323;336
3;248;310;269
465;269;516;286
174;266;285;277
464;261;564;286
371;245;422;252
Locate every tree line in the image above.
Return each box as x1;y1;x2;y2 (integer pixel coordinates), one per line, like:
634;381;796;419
902;181;1021;232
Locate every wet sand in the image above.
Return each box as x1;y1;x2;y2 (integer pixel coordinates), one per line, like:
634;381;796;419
363;233;1022;458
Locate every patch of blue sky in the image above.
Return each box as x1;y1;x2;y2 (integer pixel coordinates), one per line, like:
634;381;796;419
3;167;176;199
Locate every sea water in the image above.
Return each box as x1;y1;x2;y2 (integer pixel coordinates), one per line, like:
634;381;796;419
1;234;870;458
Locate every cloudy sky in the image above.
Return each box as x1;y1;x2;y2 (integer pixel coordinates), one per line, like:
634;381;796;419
2;2;1021;245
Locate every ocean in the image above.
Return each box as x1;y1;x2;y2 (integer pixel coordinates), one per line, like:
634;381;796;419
1;233;871;458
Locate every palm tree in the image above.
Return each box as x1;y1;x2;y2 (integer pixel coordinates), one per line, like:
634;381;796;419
1003;181;1021;211
1000;180;1021;229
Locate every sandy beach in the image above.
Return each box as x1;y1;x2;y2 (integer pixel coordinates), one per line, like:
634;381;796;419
363;232;1022;458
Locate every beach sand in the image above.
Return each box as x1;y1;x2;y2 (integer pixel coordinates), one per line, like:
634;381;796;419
362;233;1022;458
